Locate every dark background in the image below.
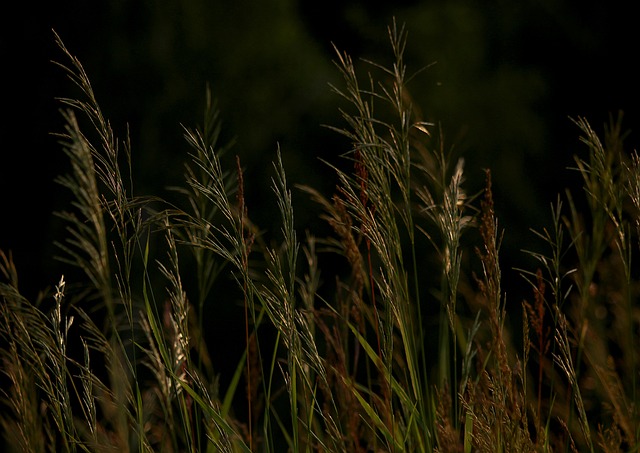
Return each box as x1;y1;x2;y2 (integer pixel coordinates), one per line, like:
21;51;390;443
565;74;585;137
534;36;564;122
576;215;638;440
0;2;638;447
1;0;637;306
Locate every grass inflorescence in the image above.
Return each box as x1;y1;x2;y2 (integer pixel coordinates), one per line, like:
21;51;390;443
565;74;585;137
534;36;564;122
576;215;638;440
1;21;638;452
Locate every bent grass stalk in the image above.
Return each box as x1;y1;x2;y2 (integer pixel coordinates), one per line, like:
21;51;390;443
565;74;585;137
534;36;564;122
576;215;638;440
1;21;638;453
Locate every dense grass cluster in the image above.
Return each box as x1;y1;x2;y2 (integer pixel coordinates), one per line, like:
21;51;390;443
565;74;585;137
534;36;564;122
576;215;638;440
1;23;638;452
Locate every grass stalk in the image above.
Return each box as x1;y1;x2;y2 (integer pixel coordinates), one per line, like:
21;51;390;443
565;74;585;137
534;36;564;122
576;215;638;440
1;21;638;453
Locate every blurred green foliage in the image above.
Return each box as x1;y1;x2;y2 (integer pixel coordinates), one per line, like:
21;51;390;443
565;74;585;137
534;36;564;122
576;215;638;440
1;0;636;296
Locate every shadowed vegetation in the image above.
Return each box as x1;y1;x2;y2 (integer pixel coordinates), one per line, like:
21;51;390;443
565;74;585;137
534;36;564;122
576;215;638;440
1;22;638;452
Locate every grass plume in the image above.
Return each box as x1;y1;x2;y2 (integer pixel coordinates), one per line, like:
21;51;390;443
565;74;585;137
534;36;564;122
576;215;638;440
1;22;638;453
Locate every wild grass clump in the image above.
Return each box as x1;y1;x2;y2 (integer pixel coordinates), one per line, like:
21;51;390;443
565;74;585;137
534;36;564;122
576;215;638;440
1;21;638;452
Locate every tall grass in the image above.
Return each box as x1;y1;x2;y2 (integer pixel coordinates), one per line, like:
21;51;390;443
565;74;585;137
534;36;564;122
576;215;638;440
1;22;638;452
